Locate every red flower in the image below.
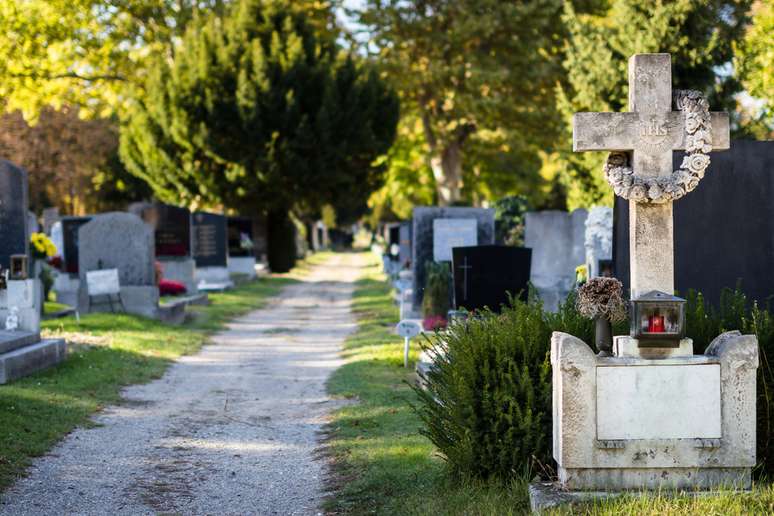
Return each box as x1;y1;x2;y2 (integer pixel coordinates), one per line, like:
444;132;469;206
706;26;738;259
159;279;187;296
48;255;63;271
422;315;447;331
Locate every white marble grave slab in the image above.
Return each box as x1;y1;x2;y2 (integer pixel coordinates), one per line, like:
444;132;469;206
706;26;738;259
596;364;721;440
433;219;477;262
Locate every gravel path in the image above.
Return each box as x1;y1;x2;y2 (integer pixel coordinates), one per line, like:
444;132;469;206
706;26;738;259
1;253;362;515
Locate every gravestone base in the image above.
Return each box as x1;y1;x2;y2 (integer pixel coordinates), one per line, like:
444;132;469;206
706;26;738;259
196;266;234;292
160;258;197;294
552;330;757;492
528;480;750;513
228;256;257;279
0;333;67;384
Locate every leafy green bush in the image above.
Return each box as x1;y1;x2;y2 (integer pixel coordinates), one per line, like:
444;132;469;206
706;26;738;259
684;287;774;476
493;195;530;246
422;261;451;319
414;293;593;481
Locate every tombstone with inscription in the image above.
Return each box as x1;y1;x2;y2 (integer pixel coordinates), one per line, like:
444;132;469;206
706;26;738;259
524;209;587;311
451;245;531;313
0;160;66;383
411;207;494;312
135;203;197;293
192;211;232;290
537;54;757;504
61;216;93;274
227;216;257;279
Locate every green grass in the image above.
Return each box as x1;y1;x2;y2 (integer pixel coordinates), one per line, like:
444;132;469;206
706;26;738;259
0;271;298;490
324;252;530;515
43;301;71;314
325;253;774;515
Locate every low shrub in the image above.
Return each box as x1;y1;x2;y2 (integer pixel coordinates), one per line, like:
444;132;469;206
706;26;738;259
422;261;451;319
414;292;593;481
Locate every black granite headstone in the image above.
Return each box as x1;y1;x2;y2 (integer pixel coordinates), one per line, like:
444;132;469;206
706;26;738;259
140;204;192;257
192;211;228;267
228;217;254;257
452;245;532;312
61;216;92;274
0;160;29;271
613;140;774;308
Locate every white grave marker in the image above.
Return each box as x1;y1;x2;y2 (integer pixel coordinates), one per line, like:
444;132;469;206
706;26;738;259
432;219;477;262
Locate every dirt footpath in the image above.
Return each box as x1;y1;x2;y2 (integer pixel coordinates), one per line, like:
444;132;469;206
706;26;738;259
1;253;363;515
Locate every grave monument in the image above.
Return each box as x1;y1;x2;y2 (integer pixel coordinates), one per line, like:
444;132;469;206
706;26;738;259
0;160;66;383
227;216;257;279
192;211;232;291
451;245;531;313
546;54;757;499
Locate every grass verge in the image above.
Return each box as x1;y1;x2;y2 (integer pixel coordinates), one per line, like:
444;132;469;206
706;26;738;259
324;252;529;515
0;269;299;490
324;253;774;515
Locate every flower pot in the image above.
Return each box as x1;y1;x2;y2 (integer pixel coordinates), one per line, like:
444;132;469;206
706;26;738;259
595;317;613;356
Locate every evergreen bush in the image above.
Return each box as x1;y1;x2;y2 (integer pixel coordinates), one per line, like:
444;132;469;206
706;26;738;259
422;262;451;320
414;293;593;480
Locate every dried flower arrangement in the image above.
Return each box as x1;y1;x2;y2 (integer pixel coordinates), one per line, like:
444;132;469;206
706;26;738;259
576;277;627;323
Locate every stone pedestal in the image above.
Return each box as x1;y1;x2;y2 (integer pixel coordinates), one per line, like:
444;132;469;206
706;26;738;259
228;256;257;279
0;280;42;333
53;273;80;308
552;330;757;491
195;266;234;292
159;258;197;294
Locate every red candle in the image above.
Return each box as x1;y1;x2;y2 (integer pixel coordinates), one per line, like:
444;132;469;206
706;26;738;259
648;314;665;333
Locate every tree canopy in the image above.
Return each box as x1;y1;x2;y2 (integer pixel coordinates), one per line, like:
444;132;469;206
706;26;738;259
120;0;398;270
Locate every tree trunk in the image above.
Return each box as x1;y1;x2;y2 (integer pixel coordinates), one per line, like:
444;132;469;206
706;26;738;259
266;206;297;273
429;141;463;206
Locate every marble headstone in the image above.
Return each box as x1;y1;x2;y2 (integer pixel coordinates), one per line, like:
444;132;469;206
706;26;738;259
524;209;587;311
411;207;495;310
138;203;192;258
584;206;613;279
192;211;228;268
0;160;29;270
433;219;477;262
78;212;155;287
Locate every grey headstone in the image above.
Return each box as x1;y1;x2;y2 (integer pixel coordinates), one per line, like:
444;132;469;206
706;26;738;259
411;207;495;310
27;211;39;240
78;212;155;287
524;209;588;311
0;160;29;270
585;207;613;279
433;218;477;261
398;222;411;267
42;207;60;235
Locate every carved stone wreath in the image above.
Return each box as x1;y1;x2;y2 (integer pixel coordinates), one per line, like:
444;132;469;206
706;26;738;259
604;90;712;203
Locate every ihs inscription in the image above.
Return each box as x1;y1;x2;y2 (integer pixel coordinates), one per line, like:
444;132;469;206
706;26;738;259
637;115;670;152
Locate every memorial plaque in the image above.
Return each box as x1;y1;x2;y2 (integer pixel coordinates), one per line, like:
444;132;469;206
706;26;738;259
139;203;192;257
451;245;531;313
228;217;254;257
61;216;92;274
192;211;227;267
614;141;774;308
433;219;477;262
0;160;29;271
86;269;121;297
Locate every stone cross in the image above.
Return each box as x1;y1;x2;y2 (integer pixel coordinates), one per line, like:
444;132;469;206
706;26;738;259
573;53;730;297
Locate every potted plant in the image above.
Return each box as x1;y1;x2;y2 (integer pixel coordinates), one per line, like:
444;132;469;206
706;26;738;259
576;277;627;356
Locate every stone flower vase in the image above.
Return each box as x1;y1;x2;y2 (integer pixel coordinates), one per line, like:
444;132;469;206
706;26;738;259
595;316;613;356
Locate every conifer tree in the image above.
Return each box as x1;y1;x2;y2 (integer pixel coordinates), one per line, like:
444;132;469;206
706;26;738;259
120;0;398;271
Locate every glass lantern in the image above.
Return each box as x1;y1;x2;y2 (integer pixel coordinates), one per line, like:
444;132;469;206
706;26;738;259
630;290;686;347
9;255;28;280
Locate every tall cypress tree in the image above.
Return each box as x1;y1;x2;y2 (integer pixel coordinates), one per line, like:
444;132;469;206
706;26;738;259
120;0;398;271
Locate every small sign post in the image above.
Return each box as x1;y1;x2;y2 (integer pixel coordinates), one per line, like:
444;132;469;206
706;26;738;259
396;319;422;368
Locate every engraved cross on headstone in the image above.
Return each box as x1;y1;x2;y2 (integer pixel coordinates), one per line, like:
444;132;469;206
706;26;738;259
457;256;472;302
573;53;730;297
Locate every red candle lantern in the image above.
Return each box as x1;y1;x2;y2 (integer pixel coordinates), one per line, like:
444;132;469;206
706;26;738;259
631;290;686;348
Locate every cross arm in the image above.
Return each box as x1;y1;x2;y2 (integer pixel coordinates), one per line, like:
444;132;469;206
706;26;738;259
573;112;639;152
